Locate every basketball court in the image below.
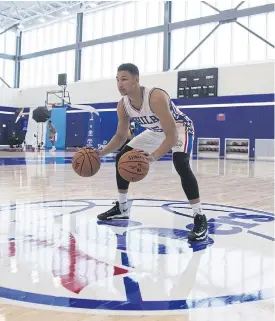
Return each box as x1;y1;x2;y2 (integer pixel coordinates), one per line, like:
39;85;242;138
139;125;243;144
0;151;274;320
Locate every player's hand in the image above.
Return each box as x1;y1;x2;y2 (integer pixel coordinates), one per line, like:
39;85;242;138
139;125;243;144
135;149;156;162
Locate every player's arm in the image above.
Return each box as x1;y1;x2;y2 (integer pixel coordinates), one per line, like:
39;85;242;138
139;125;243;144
98;100;130;157
149;89;178;161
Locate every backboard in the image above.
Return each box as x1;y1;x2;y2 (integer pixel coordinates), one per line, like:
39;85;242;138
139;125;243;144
46;90;64;106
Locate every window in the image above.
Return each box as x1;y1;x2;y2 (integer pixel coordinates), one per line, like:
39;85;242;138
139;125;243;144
0;59;15;87
81;33;163;81
123;2;135;33
249;14;267;61
20;51;75;88
215;24;232;65
0;30;16;55
21;18;76;54
171;28;185;70
231;17;249;64
183;26;200;69
267;11;275;60
199;23;216;67
83;1;164;41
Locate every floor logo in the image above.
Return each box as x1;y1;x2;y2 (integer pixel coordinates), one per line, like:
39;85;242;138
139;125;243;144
0;199;273;312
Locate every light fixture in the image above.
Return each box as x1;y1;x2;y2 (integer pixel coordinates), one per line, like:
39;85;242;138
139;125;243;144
38;17;46;23
62;10;69;15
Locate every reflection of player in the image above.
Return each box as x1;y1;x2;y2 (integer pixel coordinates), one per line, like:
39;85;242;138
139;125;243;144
48;120;57;151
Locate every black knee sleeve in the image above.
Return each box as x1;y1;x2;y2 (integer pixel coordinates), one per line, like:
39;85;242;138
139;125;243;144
173;152;200;201
116;145;133;190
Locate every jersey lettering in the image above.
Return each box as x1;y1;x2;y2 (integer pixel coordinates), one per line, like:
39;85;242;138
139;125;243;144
133;115;159;126
123;87;193;135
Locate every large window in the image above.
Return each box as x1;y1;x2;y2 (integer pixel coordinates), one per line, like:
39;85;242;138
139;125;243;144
83;1;164;41
171;10;273;69
20;51;75;88
0;30;16;55
21;18;76;55
81;33;163;81
0;58;15;87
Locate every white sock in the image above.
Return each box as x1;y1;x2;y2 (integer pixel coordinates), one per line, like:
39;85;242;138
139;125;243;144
119;193;128;209
191;202;203;216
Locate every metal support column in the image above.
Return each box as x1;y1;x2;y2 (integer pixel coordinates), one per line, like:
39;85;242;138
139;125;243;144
14;31;22;88
163;1;172;71
74;12;83;82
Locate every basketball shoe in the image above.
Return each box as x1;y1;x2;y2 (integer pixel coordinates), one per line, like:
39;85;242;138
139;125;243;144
188;214;208;242
97;201;129;220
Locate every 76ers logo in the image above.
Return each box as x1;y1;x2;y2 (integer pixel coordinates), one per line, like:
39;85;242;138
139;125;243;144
0;199;273;312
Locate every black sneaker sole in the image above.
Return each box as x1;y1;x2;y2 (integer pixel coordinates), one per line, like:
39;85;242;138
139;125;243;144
97;215;129;221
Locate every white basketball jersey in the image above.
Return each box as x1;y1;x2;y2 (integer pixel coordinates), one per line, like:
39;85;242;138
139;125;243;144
122;86;194;134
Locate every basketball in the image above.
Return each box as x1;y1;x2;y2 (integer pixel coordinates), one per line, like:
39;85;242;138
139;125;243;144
118;150;149;182
72;148;100;177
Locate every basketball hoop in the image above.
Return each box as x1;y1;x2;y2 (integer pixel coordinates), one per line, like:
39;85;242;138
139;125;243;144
46;103;55;111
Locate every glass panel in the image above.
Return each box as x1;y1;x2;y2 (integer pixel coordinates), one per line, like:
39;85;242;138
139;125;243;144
81;47;93;80
21;18;76;54
170;28;185;69
135;1;147;29
122;38;134;64
93;11;103;39
133;36;146;73
113;5;124;35
0;35;4;53
123;2;135;33
83;13;94;41
147;0;164;28
66;50;75;83
186;1;201;20
37;28;44;52
36;57;44;87
102;42;113;79
215;0;233;9
19;51;75;87
102;8;114;37
91;45;102;79
5;31;16;54
0;59;14;87
267;11;275;59
231;17;249;63
112;40;123;76
215;24;232;65
200;1;217;17
248;0;267;6
199;23;216;67
145;33;163;73
249;14;267;61
183;26;200;69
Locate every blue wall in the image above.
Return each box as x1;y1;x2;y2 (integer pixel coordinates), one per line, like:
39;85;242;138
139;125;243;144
0;94;274;156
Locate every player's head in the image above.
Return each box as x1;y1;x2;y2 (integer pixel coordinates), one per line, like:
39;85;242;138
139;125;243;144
48;120;51;126
116;63;139;96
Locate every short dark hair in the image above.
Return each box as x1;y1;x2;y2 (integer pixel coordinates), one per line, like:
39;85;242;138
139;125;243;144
117;63;139;76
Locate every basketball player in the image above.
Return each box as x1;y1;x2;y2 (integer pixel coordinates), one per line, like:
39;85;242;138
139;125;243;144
48;120;56;151
96;63;207;242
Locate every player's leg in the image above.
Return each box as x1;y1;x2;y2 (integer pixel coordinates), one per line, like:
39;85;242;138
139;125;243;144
172;127;207;242
97;130;162;221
